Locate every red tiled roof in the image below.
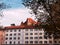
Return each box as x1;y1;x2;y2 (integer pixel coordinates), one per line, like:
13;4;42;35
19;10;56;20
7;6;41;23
5;18;41;29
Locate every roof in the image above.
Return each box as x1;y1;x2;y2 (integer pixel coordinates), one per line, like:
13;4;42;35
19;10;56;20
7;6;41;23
4;18;41;29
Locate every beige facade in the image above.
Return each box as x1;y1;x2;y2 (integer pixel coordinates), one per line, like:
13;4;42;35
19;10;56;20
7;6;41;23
3;28;60;44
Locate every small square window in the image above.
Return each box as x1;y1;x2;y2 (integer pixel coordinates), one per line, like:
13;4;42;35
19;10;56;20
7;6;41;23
54;41;57;43
5;41;7;44
18;33;20;35
19;29;21;32
59;41;60;43
14;37;16;40
25;41;28;44
39;37;42;39
39;41;42;44
6;38;8;40
35;33;38;35
14;29;16;32
10;34;12;36
14;41;15;44
30;33;33;35
14;33;16;36
35;41;38;44
18;41;20;44
25;37;28;39
10;41;12;44
10;30;12;32
6;34;8;36
10;37;12;40
49;41;52;43
34;37;38;39
25;33;28;35
30;41;33;44
44;41;47;44
39;33;42;35
35;29;38;31
18;37;20;39
30;29;33;31
26;29;28;31
44;36;47;39
30;37;33;39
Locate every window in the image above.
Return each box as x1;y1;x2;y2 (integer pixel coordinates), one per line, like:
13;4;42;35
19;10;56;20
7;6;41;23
18;33;20;35
26;29;28;31
30;41;33;44
6;34;8;36
35;29;38;31
14;41;15;44
39;41;42;44
54;41;57;43
10;30;12;32
10;37;12;40
25;37;28;39
30;29;33;31
49;41;52;43
39;37;42;39
30;33;33;35
6;38;8;40
44;36;47;39
25;41;28;44
14;29;16;32
30;37;33;39
39;33;42;35
25;33;28;35
19;29;21;32
10;41;12;44
34;37;38;39
18;41;20;44
35;41;38;44
35;33;38;35
49;36;52;39
18;37;20;39
59;41;60;43
14;33;16;36
44;41;47;44
5;41;7;44
14;37;16;40
10;34;12;36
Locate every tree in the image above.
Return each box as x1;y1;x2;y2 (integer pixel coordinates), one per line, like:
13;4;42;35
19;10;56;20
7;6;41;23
22;0;60;39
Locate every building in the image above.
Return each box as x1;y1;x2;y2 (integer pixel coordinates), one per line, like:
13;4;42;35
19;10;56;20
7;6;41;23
0;18;60;45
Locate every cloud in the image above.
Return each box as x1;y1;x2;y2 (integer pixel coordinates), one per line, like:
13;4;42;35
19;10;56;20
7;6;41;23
1;8;35;26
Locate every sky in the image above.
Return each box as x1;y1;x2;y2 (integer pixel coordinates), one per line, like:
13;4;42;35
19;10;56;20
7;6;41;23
0;0;35;26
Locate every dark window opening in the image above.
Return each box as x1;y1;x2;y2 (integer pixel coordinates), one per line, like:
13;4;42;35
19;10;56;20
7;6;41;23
39;41;42;44
34;37;38;39
25;41;28;44
30;41;33;44
44;41;47;44
35;41;38;44
10;37;12;40
10;41;12;44
30;33;33;35
39;37;42;39
25;37;28;39
14;37;16;40
30;37;33;39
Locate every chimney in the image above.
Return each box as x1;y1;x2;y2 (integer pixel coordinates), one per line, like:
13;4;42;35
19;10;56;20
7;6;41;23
11;24;15;26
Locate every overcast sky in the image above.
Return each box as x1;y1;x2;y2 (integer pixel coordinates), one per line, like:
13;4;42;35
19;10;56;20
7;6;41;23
0;0;35;26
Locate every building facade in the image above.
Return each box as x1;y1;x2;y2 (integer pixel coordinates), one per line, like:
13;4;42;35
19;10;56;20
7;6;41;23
4;28;54;44
0;18;60;44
